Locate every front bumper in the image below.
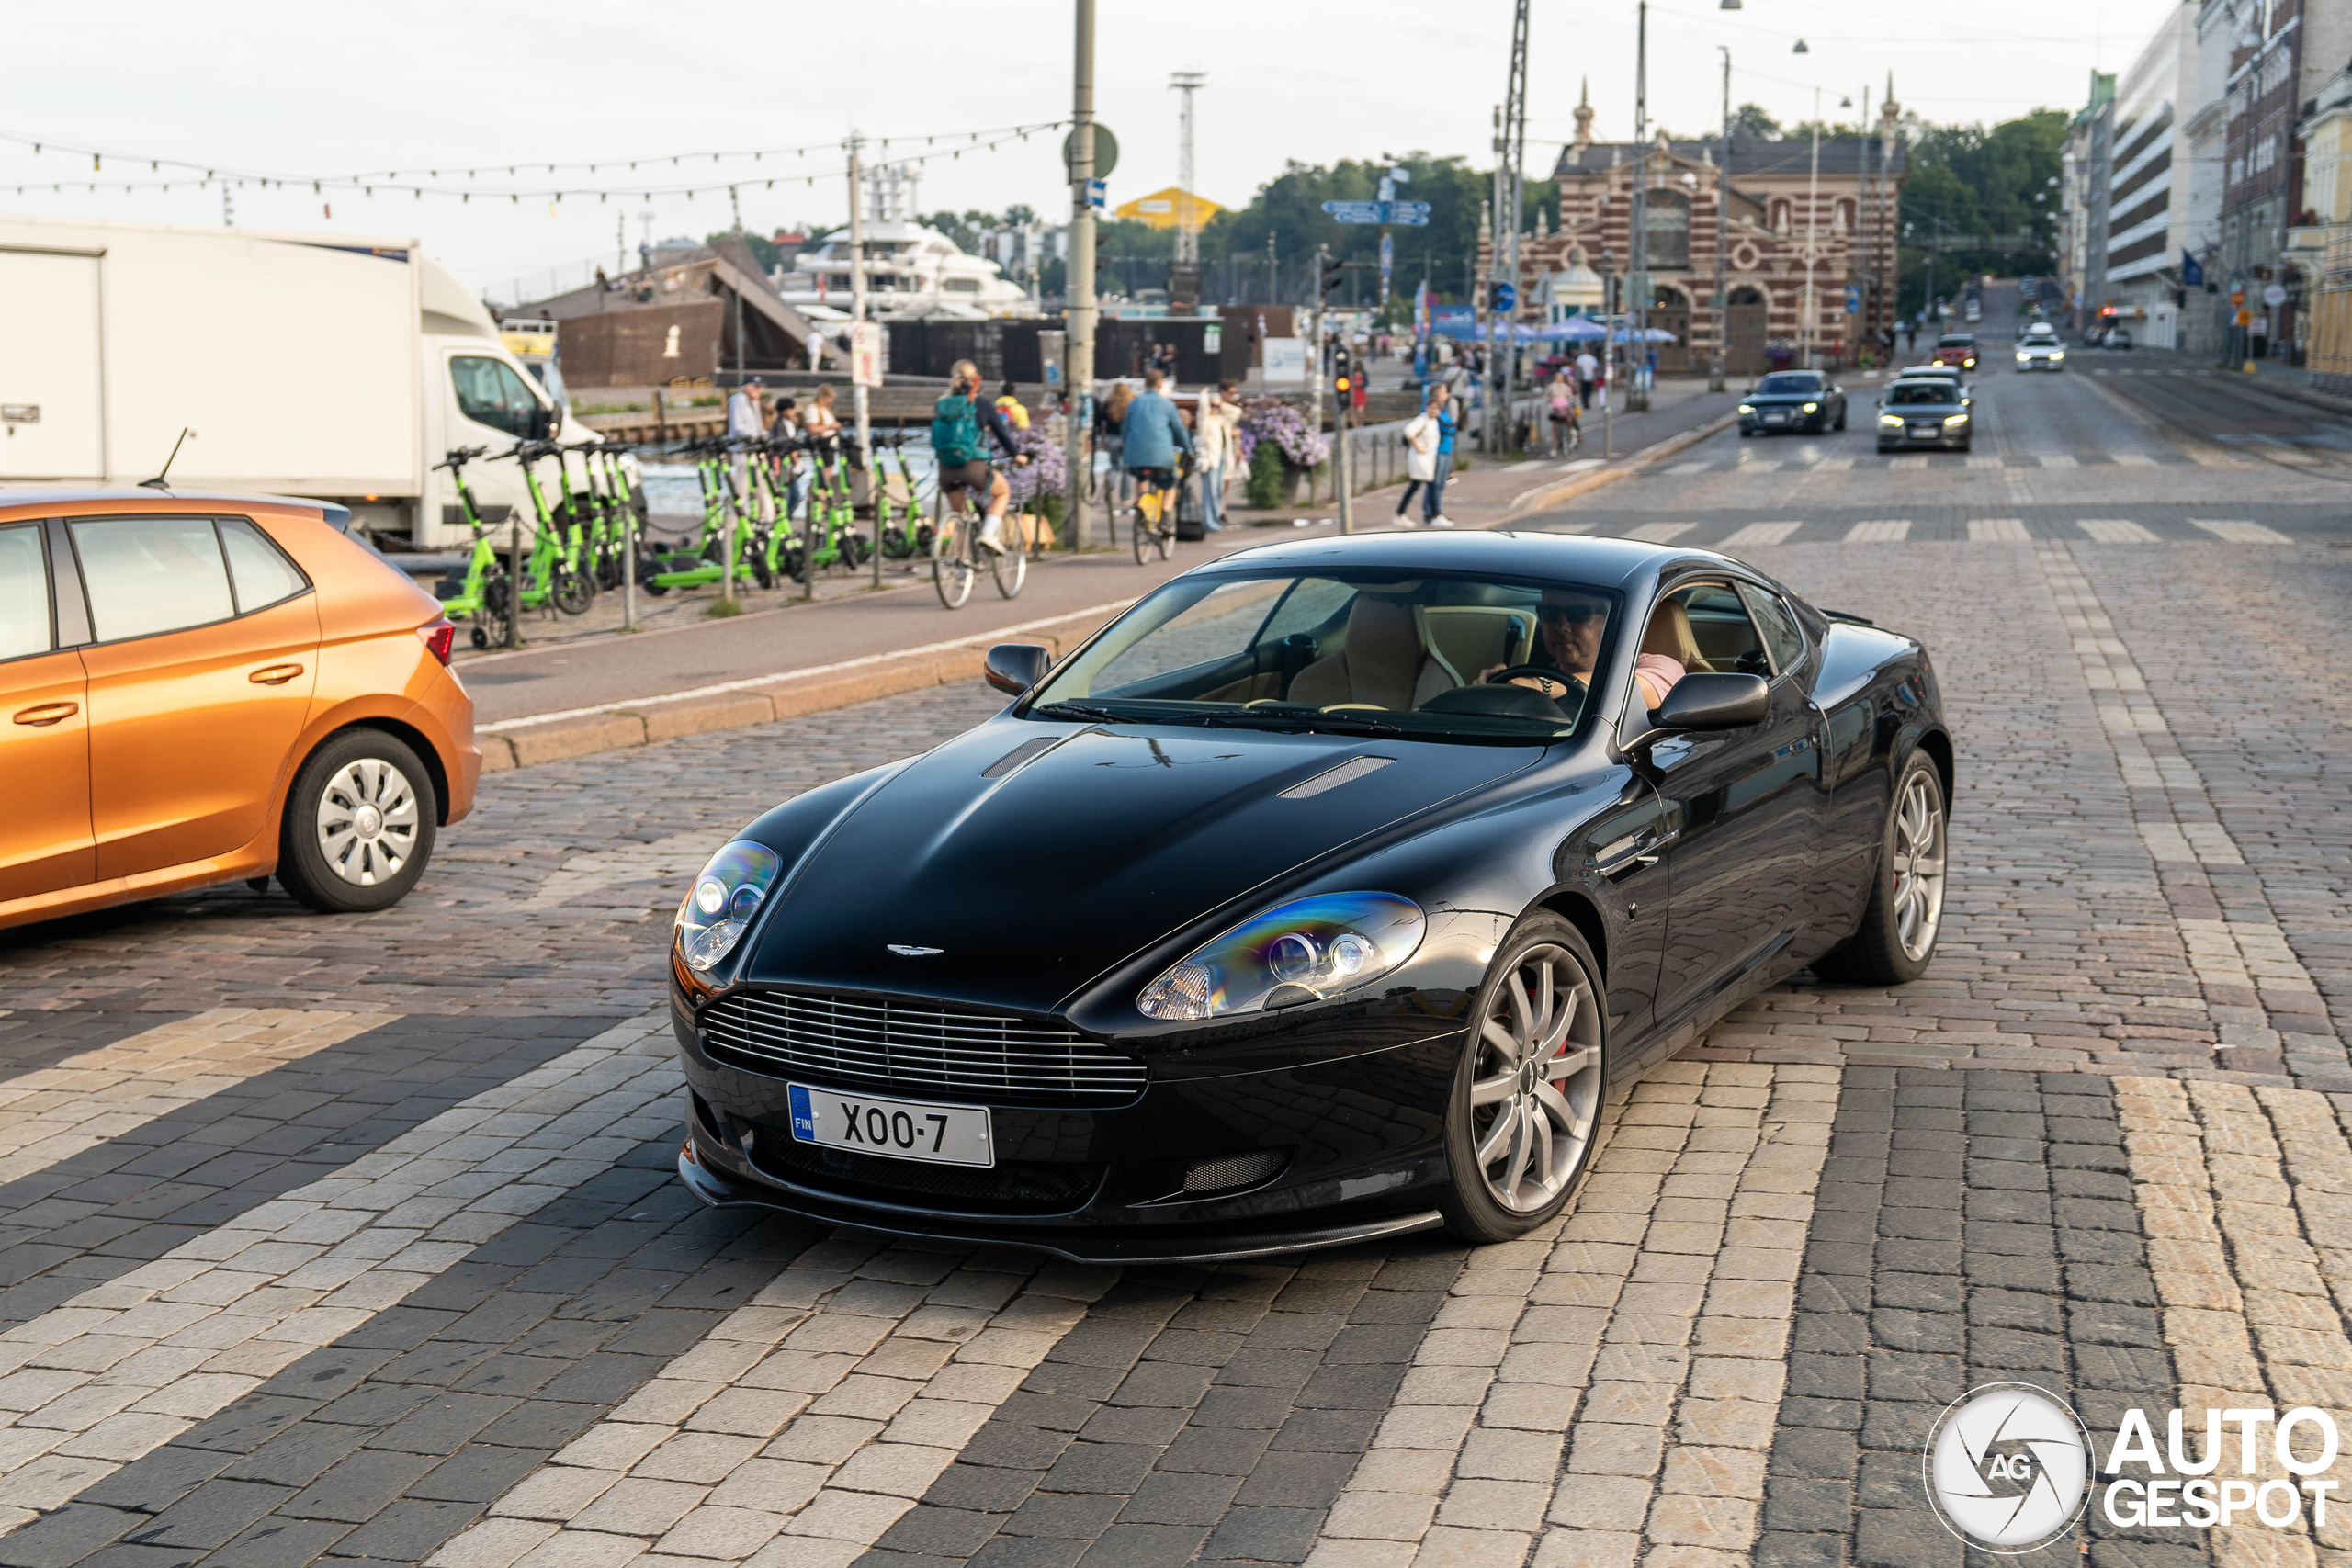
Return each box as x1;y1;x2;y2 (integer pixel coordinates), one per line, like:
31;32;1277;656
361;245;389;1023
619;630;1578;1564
1877;425;1969;449
1740;409;1821;434
672;995;1463;1264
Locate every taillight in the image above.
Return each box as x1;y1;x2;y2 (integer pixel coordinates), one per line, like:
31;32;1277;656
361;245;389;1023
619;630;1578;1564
418;617;456;666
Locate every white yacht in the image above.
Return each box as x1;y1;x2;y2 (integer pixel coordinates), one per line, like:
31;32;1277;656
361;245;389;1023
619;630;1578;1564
775;163;1032;321
776;221;1031;321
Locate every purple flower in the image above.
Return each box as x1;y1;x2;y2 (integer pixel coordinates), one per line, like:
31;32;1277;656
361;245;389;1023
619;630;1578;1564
1005;423;1065;502
1235;399;1329;469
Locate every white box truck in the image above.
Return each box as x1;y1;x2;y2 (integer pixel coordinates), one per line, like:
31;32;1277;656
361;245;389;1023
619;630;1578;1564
0;214;611;548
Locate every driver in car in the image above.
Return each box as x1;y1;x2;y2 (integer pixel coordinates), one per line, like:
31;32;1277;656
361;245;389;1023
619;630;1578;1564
1481;590;1684;710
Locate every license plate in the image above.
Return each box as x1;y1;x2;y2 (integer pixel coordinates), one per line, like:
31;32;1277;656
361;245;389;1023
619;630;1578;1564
1765;412;1787;423
787;1083;994;1167
1910;425;1937;438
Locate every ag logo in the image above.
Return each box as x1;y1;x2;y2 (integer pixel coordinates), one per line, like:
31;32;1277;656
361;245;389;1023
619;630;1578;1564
1923;1382;2093;1551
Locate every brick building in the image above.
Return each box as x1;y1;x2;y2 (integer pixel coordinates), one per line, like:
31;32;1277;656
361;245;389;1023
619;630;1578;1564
1495;88;1908;374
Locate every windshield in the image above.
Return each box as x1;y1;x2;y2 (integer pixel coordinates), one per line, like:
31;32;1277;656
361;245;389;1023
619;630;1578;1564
1755;373;1823;395
1026;568;1628;742
1887;382;1958;406
1938;335;1974;347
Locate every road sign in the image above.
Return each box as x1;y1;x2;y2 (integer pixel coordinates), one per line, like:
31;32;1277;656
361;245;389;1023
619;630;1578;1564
1844;284;1861;315
1490;281;1517;313
1087;179;1105;211
848;321;882;389
1063;126;1118;180
2264;282;2288;308
1320;199;1432;226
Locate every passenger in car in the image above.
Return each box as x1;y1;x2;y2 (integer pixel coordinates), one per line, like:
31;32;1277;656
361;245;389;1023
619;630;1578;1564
1483;590;1684;709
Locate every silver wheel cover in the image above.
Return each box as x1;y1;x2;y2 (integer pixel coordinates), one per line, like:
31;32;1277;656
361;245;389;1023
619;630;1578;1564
1892;770;1947;962
314;758;422;886
1468;943;1604;1213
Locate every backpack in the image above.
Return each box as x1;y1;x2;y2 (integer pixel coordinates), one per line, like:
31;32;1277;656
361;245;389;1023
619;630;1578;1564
931;393;984;468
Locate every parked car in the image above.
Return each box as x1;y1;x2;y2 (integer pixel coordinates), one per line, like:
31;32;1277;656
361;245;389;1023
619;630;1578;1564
0;490;477;931
1877;378;1974;452
1736;370;1849;436
673;532;1954;1260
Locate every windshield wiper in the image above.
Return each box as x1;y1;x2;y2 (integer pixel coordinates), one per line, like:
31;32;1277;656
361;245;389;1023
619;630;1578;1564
1186;709;1404;737
1028;702;1128;724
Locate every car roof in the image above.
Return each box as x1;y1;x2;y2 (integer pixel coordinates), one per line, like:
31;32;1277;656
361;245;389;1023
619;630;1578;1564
0;487;353;529
1899;364;1961;377
1938;333;1975;343
1185;527;1772;597
1887;378;1963;394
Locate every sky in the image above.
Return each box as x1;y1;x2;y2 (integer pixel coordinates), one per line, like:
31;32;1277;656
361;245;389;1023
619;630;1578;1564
2;0;2170;292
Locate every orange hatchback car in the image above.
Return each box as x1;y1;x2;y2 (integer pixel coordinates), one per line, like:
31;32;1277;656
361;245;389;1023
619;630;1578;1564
1;490;478;931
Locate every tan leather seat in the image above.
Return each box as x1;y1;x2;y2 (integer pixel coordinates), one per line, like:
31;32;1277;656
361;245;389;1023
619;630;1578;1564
1642;598;1711;672
1289;597;1456;709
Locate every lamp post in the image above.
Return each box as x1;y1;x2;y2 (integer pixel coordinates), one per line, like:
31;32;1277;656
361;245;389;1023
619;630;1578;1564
1711;47;1730;392
1064;0;1098;551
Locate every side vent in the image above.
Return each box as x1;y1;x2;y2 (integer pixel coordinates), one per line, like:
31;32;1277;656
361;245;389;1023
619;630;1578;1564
1279;755;1395;799
982;736;1064;778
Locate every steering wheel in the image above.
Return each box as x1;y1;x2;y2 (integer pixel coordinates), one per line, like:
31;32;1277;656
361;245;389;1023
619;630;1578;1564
1483;664;1584;697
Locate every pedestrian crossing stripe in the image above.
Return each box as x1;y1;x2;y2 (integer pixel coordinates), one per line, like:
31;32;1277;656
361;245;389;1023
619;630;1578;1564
1965;456;2002;469
1720;521;1804;547
1843;520;1911;542
1815;457;1854;471
2078;519;2159;542
2110;454;2158;467
1968;517;2030;541
2190;519;2290;543
1624;522;1697;542
1668;461;1713;475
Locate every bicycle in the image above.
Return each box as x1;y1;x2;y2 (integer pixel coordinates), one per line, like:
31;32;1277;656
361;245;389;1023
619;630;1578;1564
1129;460;1182;564
933;468;1026;609
428;446;516;649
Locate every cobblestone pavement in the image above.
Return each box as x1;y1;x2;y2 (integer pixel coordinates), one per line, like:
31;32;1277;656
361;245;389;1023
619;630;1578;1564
0;366;2347;1566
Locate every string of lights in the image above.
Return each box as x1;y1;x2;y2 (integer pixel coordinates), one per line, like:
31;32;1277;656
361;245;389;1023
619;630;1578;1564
0;121;1071;203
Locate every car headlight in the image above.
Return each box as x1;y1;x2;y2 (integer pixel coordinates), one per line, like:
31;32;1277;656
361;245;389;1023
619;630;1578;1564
1737;403;1754;414
1137;892;1427;1020
1943;412;1970;425
676;840;784;972
1801;401;1818;412
2016;352;2030;361
2051;351;2064;360
1880;413;1904;426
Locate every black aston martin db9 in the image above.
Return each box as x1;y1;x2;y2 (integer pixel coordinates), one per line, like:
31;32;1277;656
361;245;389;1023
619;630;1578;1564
673;532;1951;1260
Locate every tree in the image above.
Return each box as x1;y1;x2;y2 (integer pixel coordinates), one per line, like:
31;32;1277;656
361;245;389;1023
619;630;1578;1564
1730;104;1783;140
1894;109;2066;314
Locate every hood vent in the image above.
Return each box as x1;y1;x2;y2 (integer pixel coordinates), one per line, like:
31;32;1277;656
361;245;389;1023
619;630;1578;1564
1279;755;1395;799
981;736;1066;778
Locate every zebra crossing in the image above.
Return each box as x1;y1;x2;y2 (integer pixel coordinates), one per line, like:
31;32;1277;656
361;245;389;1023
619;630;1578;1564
1647;448;2236;475
1551;513;2320;547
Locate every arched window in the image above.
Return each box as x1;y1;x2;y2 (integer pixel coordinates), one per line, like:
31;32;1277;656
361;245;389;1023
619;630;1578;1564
1643;189;1692;270
1837;198;1856;232
1730;285;1767;305
1770;198;1792;234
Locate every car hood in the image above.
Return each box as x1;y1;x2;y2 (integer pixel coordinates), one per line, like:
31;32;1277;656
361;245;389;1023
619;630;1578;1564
1745;390;1826;405
735;720;1543;1013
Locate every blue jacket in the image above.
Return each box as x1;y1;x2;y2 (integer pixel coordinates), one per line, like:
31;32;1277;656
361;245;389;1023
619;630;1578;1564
1119;389;1193;469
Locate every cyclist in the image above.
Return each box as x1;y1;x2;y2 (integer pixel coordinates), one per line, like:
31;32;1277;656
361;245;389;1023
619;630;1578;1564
932;359;1026;554
1120;367;1193;531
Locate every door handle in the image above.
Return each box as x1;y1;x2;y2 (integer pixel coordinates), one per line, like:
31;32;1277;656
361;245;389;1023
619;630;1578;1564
12;702;78;727
1596;830;1678;878
249;663;305;685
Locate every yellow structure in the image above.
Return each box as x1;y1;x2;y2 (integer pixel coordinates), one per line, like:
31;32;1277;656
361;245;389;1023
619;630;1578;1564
1113;187;1225;231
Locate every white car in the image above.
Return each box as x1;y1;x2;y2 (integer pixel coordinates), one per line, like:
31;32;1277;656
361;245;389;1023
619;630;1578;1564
2015;328;2066;373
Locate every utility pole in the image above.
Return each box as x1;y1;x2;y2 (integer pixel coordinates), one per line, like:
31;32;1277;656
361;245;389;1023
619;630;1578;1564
848;140;873;588
1804;88;1822;369
1498;0;1531;449
1712;48;1730;392
1630;0;1650;412
1170;72;1205;309
1065;0;1098;551
1486;108;1503;455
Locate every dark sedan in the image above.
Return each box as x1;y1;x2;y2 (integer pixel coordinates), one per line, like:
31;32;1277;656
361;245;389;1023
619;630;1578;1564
672;533;1953;1261
1736;370;1848;436
1876;378;1973;452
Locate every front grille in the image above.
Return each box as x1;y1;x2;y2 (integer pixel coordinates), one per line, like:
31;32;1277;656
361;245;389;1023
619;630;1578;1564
752;1134;1103;1215
700;988;1147;1107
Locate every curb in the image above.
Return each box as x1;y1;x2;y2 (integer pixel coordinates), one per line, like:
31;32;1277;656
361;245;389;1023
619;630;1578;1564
1498;408;1743;521
476;626;1097;774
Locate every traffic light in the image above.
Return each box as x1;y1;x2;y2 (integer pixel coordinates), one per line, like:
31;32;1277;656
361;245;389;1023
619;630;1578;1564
1332;347;1353;399
1319;250;1345;300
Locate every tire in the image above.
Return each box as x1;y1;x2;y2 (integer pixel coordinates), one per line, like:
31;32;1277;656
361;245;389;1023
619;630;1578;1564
275;728;439;915
992;525;1027;599
1815;751;1948;986
1437;914;1608;1245
1835;408;1847;431
933;523;975;609
1132;512;1151;565
551;565;595;616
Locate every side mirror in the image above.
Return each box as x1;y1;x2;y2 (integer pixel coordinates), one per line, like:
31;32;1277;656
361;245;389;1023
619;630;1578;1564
1655;673;1770;731
985;642;1051;696
529;403;555;440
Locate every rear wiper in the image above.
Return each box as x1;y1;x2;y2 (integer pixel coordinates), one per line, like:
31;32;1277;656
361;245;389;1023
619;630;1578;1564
1187;709;1404;737
1028;701;1128;724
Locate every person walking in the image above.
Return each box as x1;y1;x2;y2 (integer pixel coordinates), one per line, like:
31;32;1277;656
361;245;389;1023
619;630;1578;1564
1098;380;1135;510
801;384;842;441
1395;381;1458;527
1574;347;1600;410
1546;369;1582;455
726;377;765;520
1193;381;1240;533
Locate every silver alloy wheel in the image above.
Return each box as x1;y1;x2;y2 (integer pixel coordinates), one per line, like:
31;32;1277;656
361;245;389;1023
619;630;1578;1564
1468;943;1604;1213
1892;770;1948;962
314;758;421;886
